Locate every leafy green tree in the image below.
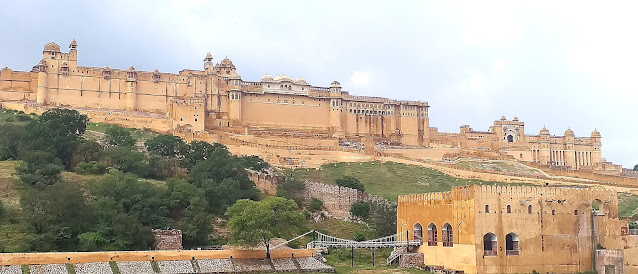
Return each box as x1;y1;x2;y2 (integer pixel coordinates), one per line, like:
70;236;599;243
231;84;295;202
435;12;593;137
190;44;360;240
226;197;305;258
182;141;229;170
634;164;638;171
163;179;205;215
309;198;323;212
350;201;370;219
74;161;108;175
77;232;106;252
104;126;135;147
276;177;306;205
16;150;64;187
20;182;93;251
90;171;170;228
21;109;88;167
110;213;154;250
102;147;149;177
368;201;397;236
70;140;103;169
0;123;25;160
335;176;365;192
239;155;270;172
145;134;186;158
177;197;213;248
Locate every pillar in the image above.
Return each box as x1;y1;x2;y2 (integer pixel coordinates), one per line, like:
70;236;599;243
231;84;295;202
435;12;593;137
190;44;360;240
36;69;47;104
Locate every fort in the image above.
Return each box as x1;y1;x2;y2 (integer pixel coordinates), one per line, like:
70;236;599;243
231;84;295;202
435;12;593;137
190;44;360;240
0;40;623;176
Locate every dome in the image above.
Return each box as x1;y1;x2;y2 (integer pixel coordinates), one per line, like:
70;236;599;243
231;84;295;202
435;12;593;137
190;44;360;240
500;116;506;121
203;52;213;61
220;57;235;68
591;129;601;137
153;69;160;74
295;77;308;85
540;127;550;135
273;75;293;82
43;42;61;52
564;128;574;136
512;116;519;121
69;39;78;49
260;74;274;82
128;66;136;71
330;81;341;87
103;66;110;70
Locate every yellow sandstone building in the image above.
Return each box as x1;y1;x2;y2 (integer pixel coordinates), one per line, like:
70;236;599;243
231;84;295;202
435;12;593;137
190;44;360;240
397;185;638;274
0;40;616;172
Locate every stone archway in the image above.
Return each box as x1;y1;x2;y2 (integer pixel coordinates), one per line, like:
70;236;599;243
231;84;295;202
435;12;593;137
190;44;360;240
507;135;514;143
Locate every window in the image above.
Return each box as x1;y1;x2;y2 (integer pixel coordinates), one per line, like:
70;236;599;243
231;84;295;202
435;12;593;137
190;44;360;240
427;223;437;246
485;205;489;213
483;233;497;256
528;205;532;214
506;233;519;255
552;209;555;215
574;210;578;215
413;223;423;244
507;205;511;213
442;223;453;247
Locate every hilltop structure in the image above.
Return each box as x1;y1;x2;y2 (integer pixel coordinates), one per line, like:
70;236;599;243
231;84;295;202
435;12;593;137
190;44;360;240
397;185;637;274
0;40;617;172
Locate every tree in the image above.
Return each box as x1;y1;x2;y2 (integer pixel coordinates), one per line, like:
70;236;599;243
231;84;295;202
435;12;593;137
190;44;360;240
0;123;25;160
239;155;270;172
309;198;323;212
182;141;229;170
335;176;365;192
21;109;88;167
16;150;64;187
144;134;186;158
350;201;370;219
177;197;213;248
104;126;135;147
101;147;149;177
276;177;306;205
226;197;305;258
70;140;103;169
367;201;397;236
634;164;638;171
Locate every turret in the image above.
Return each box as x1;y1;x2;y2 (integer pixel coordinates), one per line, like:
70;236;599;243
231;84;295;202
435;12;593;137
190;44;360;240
68;39;78;62
126;66;137;110
203;53;214;73
36;60;48;104
330;81;342;93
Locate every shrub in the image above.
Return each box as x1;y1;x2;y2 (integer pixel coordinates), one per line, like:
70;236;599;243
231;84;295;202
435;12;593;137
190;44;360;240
350;201;370;218
75;161;108;175
353;232;366;242
335;176;365;192
309;198;323;212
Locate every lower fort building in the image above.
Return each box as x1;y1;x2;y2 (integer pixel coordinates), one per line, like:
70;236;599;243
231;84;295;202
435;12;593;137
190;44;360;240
397;185;638;274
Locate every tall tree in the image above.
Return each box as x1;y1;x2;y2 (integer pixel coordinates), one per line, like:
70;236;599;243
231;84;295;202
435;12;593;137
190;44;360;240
144;134;187;158
335;176;365;192
225;197;305;258
104;126;135;147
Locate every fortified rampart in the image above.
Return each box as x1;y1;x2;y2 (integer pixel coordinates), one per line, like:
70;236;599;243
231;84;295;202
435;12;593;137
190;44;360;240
152;229;183;250
247;171;389;219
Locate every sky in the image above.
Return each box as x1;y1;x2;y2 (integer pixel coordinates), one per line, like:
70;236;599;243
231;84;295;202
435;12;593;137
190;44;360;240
0;1;636;168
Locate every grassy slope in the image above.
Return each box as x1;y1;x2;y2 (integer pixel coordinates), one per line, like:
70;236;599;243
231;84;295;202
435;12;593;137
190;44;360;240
286;161;525;201
86;122;157;141
618;192;638;218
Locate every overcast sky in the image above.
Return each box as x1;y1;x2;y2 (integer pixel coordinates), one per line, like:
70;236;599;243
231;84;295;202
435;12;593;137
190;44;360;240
1;1;636;168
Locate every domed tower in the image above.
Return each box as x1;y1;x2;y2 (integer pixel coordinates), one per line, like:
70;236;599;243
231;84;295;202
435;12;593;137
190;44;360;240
36;59;48;104
203;53;214;74
590;129;602;166
563;128;576;169
538;127;550;165
329;81;344;138
69;39;78;62
126;66;137;110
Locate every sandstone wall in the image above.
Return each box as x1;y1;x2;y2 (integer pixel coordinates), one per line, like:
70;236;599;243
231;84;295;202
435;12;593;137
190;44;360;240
152;229;183;250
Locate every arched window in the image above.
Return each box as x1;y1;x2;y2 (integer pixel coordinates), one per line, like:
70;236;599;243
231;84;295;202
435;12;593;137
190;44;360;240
507;205;511;213
485;205;490;213
506;233;519;255
528;205;532;214
413;223;423;244
552;209;555;215
427;223;437;246
442;223;453;247
574;210;578;215
483;233;497;256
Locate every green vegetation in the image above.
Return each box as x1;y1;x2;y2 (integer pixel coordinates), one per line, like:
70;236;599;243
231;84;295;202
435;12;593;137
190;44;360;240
86;122;156;141
618;192;638;218
323;248;432;273
288;161;508;200
225;196;305;258
0;109;266;252
335;176;365;192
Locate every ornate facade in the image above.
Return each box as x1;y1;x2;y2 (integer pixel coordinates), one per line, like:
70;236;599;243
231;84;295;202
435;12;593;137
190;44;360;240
0;40;430;147
430;116;610;171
